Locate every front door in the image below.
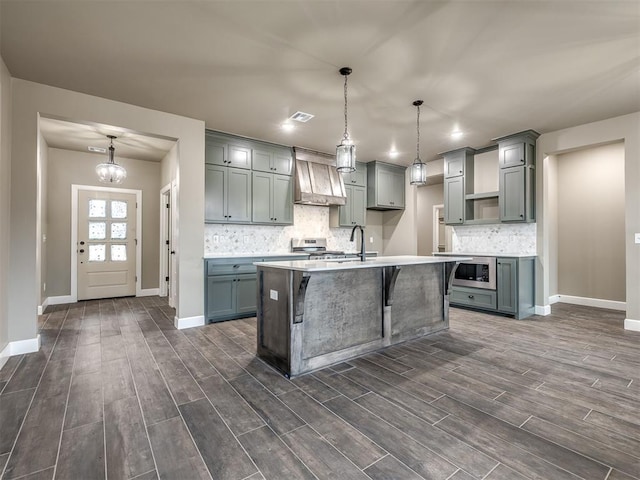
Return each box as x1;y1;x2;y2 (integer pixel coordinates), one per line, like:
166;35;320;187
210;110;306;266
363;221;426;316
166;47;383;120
77;189;137;300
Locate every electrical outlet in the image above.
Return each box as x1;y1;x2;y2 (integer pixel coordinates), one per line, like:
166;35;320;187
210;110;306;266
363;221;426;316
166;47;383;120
213;235;219;244
635;233;640;244
43;282;46;292
369;236;374;244
270;289;278;301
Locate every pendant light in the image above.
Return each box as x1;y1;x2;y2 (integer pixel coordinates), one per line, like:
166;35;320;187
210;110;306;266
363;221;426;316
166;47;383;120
410;100;427;186
96;135;127;184
336;67;356;173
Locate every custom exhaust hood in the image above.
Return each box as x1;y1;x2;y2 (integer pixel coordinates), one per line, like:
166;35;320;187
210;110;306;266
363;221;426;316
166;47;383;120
293;147;347;206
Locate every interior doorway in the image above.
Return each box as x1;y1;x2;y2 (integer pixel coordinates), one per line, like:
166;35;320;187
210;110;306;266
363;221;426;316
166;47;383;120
433;204;452;253
72;185;143;302
159;182;177;307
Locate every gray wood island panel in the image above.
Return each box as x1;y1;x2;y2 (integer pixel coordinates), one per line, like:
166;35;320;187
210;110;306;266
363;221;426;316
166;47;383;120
254;256;468;377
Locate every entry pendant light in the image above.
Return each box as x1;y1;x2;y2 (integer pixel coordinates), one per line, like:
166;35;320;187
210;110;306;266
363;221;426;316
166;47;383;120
336;67;356;173
410;100;427;186
96;135;127;184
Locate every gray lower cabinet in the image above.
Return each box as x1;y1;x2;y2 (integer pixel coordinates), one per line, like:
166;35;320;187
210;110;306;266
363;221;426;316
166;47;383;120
205;165;251;223
450;256;535;319
205;255;308;323
444;176;465;224
252;172;293;225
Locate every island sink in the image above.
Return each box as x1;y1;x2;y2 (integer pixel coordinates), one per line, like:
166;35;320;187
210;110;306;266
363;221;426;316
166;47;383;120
254;255;469;377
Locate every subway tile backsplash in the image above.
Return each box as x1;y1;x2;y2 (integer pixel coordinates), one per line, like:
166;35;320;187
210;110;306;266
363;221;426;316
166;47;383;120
452;223;536;255
204;204;357;255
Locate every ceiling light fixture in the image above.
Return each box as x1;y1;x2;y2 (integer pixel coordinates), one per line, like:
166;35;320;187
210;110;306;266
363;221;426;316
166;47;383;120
281;122;295;132
336;67;356;173
451;130;463;139
96;135;126;184
389;149;399;158
410;100;427;186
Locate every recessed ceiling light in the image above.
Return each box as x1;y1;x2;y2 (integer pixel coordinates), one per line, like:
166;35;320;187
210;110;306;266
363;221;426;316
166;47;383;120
289;111;314;123
451;130;463;139
88;146;107;153
281;122;295;132
389;149;399;158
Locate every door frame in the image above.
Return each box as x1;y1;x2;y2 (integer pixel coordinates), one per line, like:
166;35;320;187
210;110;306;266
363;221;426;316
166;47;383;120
71;184;143;303
159;181;177;307
433;204;452;253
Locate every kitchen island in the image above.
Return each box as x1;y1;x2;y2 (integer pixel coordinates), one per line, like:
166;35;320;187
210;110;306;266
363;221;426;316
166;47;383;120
254;256;469;377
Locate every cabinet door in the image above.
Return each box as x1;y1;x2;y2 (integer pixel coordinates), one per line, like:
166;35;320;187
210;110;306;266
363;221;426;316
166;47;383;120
252;171;273;223
339;185;353;226
444;176;465;224
205;136;227;166
207;275;236;318
272;174;293;224
377;168;395;207
227;168;252;223
497;258;517;314
351;185;367;226
236;274;257;314
499;166;526;222
252;148;273;173
227;144;252;169
389;169;405;208
444;151;465;178
350;163;367;186
499;142;526;168
273;150;293;176
205;165;226;222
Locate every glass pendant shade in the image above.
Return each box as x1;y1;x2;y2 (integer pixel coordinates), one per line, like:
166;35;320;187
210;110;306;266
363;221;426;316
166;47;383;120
336;67;356;173
96;136;127;184
410;158;427;185
410;100;427;186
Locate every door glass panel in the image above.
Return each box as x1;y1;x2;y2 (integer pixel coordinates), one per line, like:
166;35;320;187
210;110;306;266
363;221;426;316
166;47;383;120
111;201;127;219
89;199;106;218
111;244;127;262
88;244;106;262
88;222;106;240
111;222;127;239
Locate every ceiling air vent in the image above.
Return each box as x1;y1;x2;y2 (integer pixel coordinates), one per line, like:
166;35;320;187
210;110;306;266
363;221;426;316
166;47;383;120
290;111;314;123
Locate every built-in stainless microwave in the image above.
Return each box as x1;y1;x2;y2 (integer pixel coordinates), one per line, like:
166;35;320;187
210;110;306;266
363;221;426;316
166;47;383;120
452;257;496;290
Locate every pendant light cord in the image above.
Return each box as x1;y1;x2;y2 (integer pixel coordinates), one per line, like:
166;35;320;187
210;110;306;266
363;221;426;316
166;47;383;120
343;73;349;140
416;103;420;160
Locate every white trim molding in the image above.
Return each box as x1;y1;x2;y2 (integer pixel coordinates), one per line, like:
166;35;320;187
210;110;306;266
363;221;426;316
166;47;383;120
0;334;42;368
535;305;551;316
557;294;626;311
624;318;640;332
38;297;50;316
139;288;160;297
47;295;75;306
549;294;560;304
174;315;204;330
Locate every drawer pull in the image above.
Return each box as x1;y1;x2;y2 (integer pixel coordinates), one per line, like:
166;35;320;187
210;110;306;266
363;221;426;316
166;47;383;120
468;295;474;299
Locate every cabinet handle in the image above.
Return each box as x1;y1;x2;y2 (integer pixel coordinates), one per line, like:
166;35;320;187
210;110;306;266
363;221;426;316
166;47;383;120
459;218;462;221
468;295;474;299
520;214;524;218
274;218;277;221
79;249;85;253
459;170;463;174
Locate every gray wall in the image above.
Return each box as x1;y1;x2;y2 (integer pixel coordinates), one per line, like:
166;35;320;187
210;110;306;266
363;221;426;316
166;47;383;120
46;148;162;296
0;55;12;353
37;128;48;305
416;183;444;255
9;79;204;343
557;142;625;301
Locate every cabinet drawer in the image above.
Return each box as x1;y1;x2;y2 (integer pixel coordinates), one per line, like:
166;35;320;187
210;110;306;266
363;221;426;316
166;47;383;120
450;287;497;310
207;262;257;275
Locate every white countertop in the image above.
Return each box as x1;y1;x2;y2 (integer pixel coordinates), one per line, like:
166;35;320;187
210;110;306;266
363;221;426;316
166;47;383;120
434;252;536;258
204;251;378;259
254;255;472;272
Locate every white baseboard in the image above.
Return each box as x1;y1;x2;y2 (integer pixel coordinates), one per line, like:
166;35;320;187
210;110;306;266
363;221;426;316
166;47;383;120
174;315;205;330
38;297;50;315
535;305;551;316
47;295;75;306
0;334;41;368
549;294;560;305
138;288;160;297
557;294;626;311
624;318;640;332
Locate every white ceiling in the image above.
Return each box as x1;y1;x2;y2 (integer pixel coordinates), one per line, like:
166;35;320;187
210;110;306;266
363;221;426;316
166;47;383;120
2;1;639;165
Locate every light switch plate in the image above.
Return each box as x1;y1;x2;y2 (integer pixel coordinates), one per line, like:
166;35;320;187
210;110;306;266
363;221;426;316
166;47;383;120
270;289;278;301
635;233;640;244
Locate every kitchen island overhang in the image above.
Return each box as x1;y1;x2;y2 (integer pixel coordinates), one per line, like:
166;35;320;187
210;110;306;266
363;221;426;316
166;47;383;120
254;256;470;377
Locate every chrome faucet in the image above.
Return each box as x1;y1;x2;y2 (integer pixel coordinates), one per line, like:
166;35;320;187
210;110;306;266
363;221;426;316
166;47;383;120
350;224;366;262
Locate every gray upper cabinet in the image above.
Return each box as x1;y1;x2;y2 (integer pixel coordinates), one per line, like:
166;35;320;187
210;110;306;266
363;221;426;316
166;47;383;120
444;147;474;178
367;161;405;210
252;171;293;225
444;176;465;225
252;145;293;176
205;132;252;169
499;166;527;222
496;130;538;169
342;161;367;186
205;165;251;223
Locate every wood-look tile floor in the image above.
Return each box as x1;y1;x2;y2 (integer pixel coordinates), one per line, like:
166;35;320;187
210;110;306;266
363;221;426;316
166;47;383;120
1;297;639;480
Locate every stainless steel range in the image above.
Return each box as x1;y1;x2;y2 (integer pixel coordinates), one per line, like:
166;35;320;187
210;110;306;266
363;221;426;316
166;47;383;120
291;238;349;260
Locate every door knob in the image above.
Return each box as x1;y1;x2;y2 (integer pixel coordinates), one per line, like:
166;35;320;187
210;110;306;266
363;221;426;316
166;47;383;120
79;249;85;253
